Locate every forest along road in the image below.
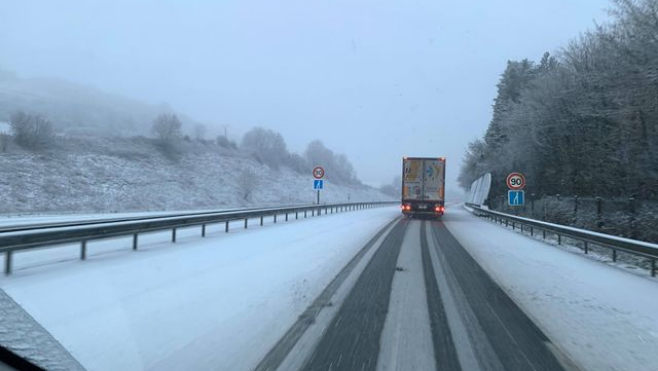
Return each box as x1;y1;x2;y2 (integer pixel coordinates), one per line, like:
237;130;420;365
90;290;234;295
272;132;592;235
257;215;579;371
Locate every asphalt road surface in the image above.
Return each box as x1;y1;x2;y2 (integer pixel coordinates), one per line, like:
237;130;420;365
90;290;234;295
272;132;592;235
256;216;579;371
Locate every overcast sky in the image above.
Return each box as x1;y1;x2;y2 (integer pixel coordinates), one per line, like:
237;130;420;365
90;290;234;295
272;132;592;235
0;0;610;189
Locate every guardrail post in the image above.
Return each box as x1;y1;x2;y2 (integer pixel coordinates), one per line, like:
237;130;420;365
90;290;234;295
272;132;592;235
225;221;229;233
530;226;534;236
260;216;264;226
584;241;588;254
5;251;12;275
244;219;248;229
295;211;298;219
133;234;138;250
652;259;656;277
542;230;546;239
81;241;87;260
172;228;177;243
558;234;561;245
304;210;307;218
612;249;617;262
274;215;277;223
285;213;288;221
512;222;515;230
312;210;315;217
202;224;206;237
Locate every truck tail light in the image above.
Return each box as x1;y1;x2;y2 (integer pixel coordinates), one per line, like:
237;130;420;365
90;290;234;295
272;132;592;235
401;204;411;211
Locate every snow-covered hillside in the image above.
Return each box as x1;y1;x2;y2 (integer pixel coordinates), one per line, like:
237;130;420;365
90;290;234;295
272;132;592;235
0;136;392;214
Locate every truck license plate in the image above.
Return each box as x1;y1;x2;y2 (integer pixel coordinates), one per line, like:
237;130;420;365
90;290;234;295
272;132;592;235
418;204;427;209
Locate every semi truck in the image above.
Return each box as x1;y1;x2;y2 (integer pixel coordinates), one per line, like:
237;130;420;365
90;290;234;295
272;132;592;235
401;157;446;218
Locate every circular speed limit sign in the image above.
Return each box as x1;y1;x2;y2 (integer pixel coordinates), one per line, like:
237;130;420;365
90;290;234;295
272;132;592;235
313;166;325;179
506;172;526;190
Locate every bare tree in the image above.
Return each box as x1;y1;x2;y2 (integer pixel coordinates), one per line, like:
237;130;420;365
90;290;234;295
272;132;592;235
241;127;289;169
216;135;237;149
305;140;360;185
10;111;54;149
151;113;182;146
237;169;259;201
0;133;9;152
379;175;402;197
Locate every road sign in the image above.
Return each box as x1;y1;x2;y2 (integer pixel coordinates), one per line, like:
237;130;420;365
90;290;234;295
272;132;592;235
314;180;324;190
313;166;325;179
508;190;525;206
506;172;526;190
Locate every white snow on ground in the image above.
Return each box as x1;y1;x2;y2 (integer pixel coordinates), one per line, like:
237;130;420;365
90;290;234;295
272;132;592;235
0;207;399;371
444;207;658;371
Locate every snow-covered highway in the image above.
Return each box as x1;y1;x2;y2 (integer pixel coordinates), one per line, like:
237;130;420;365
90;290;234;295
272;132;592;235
1;206;657;371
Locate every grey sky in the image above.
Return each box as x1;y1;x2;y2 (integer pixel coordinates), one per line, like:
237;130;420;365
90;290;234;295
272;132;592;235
0;0;609;189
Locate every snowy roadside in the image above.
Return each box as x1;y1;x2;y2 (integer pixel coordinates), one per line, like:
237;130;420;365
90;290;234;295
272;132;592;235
0;207;399;371
465;204;657;276
444;208;658;371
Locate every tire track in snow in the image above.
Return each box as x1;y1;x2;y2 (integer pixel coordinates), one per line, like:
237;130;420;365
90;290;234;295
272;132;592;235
253;217;401;371
420;221;462;371
300;220;408;371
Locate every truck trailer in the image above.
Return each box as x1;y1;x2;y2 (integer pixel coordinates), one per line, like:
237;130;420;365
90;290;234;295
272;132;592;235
401;157;446;218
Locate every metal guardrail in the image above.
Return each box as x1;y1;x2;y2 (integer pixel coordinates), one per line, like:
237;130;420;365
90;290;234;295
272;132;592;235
465;203;658;277
0;202;397;275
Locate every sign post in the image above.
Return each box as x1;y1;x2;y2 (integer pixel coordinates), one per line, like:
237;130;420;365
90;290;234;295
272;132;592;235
313;166;325;204
506;172;526;207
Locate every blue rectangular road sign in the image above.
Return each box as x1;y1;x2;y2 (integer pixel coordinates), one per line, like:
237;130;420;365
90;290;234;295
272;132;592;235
508;190;525;206
314;180;324;190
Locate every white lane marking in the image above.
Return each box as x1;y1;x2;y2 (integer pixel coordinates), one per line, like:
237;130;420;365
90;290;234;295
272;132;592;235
377;221;436;371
